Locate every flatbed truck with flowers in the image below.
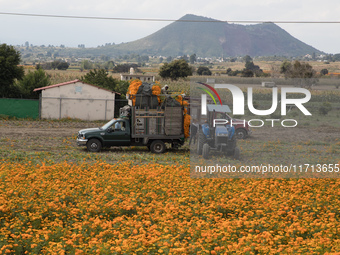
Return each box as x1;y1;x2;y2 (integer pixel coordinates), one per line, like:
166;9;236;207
77;80;190;153
77;105;186;153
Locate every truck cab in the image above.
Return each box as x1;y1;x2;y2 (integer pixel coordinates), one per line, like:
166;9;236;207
77;118;131;152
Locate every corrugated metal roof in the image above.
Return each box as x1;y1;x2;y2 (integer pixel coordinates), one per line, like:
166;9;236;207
33;79;120;95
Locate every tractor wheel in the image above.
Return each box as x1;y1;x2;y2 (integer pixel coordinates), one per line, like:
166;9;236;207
150;140;166;154
87;138;102;152
197;130;207;155
233;147;240;160
235;128;247;139
202;143;210;159
225;149;233;157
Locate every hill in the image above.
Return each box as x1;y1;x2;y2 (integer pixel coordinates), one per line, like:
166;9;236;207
106;14;322;58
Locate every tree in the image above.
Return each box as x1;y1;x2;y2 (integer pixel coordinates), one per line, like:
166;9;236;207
280;60;292;74
280;60;317;88
112;64;140;73
17;68;50;99
0;43;25;97
50;60;69;70
320;68;329;76
80;60;93;71
241;69;254;77
81;69;129;97
280;60;316;79
243;55;252;63
102;61;115;71
56;61;70;70
189;54;197;64
159;59;192;80
242;60;264;77
197;66;212;76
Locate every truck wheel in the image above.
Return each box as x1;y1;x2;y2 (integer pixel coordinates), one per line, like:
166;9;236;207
202;143;210;159
236;129;247;139
233;147;240;160
87;138;102;152
197;130;207;155
150;140;166;154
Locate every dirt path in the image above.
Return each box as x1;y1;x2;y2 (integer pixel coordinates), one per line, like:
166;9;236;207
1;120;339;151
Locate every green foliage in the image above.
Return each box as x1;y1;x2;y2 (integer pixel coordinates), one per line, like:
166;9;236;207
320;68;329;76
80;60;93;71
242;60;266;77
159;59;192;80
80;69;129;97
228;70;241;76
197;66;212;76
243;55;253;63
40;60;70;70
0;43;25;98
53;60;70;70
280;60;317;88
280;60;316;79
112;64;140;73
241;69;254;77
102;61;115;71
189;54;197;64
17;69;51;99
318;102;332;115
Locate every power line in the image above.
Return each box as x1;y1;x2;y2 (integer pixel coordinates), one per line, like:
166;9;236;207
1;12;340;24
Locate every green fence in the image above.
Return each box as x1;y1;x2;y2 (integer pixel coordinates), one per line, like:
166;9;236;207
0;98;39;119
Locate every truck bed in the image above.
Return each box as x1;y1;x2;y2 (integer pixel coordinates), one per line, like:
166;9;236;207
131;106;184;139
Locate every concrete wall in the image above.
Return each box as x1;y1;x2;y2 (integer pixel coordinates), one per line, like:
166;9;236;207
40;82;115;120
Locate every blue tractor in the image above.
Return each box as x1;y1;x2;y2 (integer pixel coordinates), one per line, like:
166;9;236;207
197;105;240;160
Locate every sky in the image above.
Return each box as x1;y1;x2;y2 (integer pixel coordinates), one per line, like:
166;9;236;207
1;0;340;54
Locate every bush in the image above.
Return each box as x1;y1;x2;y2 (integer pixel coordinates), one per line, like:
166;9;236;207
159;59;192;80
197;66;212;76
17;68;51;99
320;68;329;76
318;102;332;115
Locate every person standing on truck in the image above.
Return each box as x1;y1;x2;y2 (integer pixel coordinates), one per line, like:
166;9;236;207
161;85;169;94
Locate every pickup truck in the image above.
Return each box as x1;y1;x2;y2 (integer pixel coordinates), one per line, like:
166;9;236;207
226;113;252;139
77;105;185;153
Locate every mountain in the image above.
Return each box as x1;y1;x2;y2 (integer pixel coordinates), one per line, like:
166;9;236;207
107;14;322;58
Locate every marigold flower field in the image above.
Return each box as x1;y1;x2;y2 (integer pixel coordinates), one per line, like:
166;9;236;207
1;158;340;254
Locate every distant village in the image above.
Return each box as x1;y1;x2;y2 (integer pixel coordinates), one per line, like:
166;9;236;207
14;42;339;69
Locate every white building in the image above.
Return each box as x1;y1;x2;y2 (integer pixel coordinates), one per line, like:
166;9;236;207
34;79;119;120
120;67;155;82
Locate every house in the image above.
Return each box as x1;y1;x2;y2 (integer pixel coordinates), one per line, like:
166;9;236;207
33;79;119;120
120;67;155;82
